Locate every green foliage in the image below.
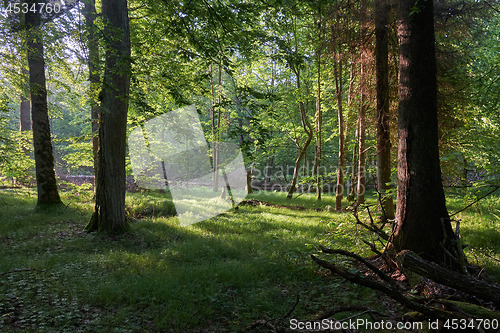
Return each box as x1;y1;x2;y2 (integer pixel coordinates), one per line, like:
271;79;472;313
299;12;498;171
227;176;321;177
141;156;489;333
435;2;500;183
61;141;94;173
0;96;35;184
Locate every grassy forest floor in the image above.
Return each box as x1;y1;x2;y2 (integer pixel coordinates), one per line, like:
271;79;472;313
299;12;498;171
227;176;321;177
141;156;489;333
0;187;498;332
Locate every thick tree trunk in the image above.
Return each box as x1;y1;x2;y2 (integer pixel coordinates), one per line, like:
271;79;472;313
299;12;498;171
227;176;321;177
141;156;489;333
86;0;131;234
83;0;100;175
19;94;31;131
392;0;461;269
20;68;31;132
25;6;62;207
375;0;395;220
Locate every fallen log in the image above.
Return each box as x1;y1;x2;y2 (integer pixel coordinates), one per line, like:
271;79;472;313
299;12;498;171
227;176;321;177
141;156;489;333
397;250;500;306
311;255;455;319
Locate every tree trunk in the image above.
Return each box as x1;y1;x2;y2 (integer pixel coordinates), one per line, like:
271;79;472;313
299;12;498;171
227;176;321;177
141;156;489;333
25;5;62;208
334;51;345;210
347;120;358;202
356;0;367;204
287;18;313;199
246;169;253;194
392;0;461;269
19;95;31;131
20;68;31;132
86;0;131;234
375;0;395;220
315;47;322;201
287;98;313;199
214;64;223;192
83;0;100;176
346;50;357;202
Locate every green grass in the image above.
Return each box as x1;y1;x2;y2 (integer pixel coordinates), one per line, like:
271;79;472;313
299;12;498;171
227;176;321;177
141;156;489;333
0;188;377;332
0;187;498;332
445;186;500;280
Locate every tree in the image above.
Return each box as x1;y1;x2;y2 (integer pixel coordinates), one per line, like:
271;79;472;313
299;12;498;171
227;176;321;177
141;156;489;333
25;3;62;207
19;69;30;132
331;2;347;211
391;0;462;269
356;0;368;205
284;15;313;200
82;0;100;174
375;0;394;220
86;0;131;234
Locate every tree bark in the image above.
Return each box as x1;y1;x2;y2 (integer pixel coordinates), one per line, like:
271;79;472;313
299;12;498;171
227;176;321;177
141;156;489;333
19;95;31;131
375;0;395;220
25;5;62;207
83;0;100;176
246;169;253;194
20;68;31;132
392;0;461;269
346;50;358;202
315;46;322;201
356;0;368;204
334;51;345;210
86;0;131;234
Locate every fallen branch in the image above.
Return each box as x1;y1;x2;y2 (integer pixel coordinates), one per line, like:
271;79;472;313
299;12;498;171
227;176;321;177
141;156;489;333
397;250;500;306
311;255;455;319
320;247;392;283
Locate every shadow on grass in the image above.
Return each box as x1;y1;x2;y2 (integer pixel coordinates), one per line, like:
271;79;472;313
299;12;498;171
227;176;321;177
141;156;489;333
0;188;379;332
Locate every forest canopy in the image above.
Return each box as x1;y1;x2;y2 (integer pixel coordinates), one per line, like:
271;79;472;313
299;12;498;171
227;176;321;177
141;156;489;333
0;0;497;190
0;0;499;330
